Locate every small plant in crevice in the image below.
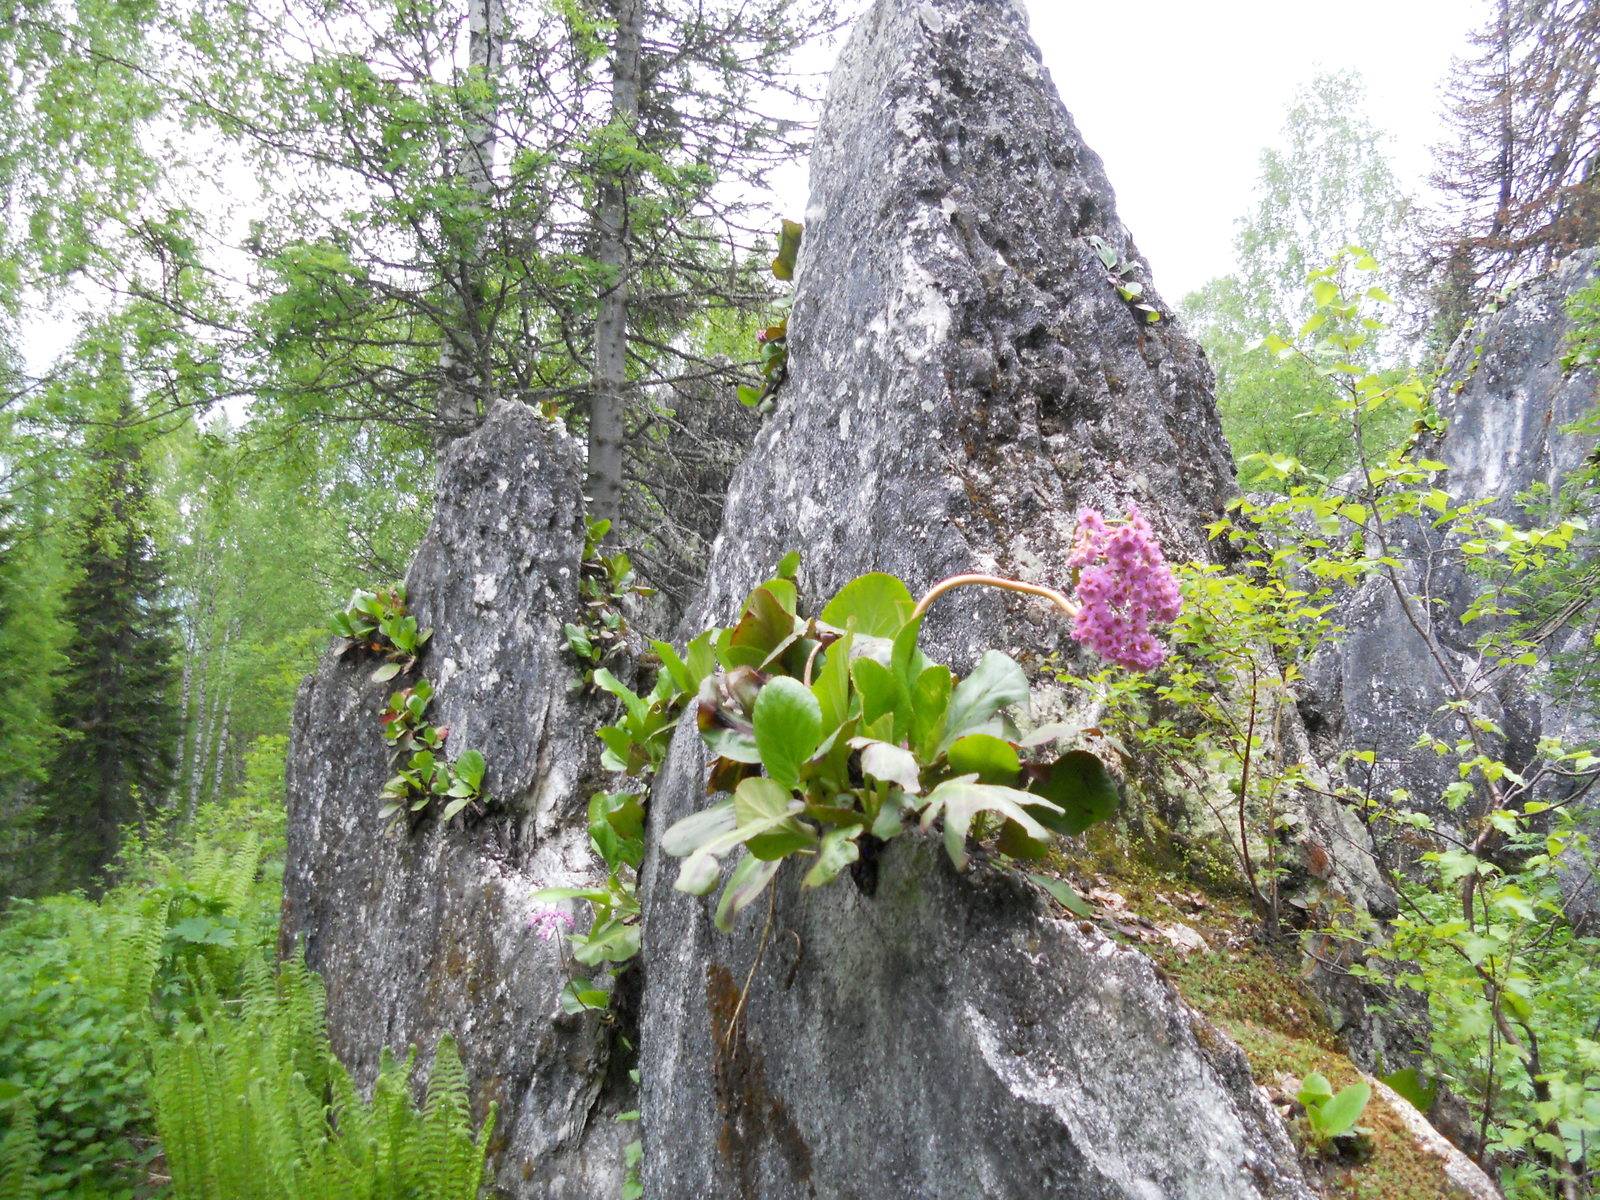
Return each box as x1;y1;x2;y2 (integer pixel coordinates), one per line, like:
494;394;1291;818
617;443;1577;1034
530;788;645;1016
736;220;803;414
1089;234;1163;324
378;679;488;827
328;589;493;830
332;584;431;683
564;518;655;688
1290;1071;1374;1169
1562;273;1600;373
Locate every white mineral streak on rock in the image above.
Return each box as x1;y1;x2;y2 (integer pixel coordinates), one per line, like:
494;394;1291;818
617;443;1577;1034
1366;1077;1503;1200
965;1000;1267;1200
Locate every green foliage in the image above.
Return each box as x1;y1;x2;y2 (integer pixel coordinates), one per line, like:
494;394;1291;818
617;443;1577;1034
533;788;646;1014
0;486;69;896
1563;275;1600;373
0;799;282;1199
37;394;182;892
614;564;1121;927
149;956;494;1200
1201;254;1600;1197
332;584;432;683
564;518;655;681
1059;557;1330;933
376;679;489;827
1297;1071;1373;1151
1182;72;1412;483
1088;235;1162;323
738;221;804;413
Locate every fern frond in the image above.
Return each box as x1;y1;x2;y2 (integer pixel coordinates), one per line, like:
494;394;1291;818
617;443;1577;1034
0;1094;46;1200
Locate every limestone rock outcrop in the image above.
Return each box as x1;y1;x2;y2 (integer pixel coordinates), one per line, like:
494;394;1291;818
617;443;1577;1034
638;0;1325;1194
1305;249;1600;825
281;402;627;1199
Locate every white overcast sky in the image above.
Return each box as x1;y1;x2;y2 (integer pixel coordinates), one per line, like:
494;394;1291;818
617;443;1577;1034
780;0;1485;303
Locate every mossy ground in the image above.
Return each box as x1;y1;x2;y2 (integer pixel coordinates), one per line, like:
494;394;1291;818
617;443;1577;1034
1033;824;1476;1200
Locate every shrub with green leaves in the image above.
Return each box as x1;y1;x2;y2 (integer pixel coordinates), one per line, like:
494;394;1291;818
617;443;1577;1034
1562;274;1600;373
1204;249;1600;1197
0;802;282;1199
583;543;1169;933
564;517;656;682
377;679;488;827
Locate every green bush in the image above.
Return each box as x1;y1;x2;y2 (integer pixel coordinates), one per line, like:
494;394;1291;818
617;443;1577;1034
0;792;282;1198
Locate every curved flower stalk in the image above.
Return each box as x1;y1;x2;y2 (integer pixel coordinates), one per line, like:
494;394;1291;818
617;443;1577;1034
912;506;1181;671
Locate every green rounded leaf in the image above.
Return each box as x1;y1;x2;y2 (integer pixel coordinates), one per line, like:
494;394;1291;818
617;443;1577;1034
820;573;916;638
803;826;863;888
942;651;1029;748
1026;750;1119;835
733;776;816;860
771;219;803;281
946;734;1020;784
454;749;486;790
662;800;736;857
752;677;823;790
854;738;922;795
716;854;783;931
1316;1082;1371;1139
851;657;897;725
675;850;722;895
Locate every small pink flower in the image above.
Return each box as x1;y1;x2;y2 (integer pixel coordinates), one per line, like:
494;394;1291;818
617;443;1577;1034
1067;505;1181;671
530;907;575;941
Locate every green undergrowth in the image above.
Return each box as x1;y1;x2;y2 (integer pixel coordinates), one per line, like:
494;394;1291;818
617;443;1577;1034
1046;826;1473;1200
0;791;285;1199
0;745;492;1199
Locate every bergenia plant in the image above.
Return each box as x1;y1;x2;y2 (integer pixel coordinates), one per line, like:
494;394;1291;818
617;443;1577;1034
581;508;1181;931
332;584;432;683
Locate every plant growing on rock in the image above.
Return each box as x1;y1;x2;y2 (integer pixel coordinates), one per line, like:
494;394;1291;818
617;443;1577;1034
736;220;804;414
1089;234;1163;324
1296;1070;1373;1156
530;788;646;1016
564;518;655;685
581;512;1180;933
377;680;488;827
332;585;431;683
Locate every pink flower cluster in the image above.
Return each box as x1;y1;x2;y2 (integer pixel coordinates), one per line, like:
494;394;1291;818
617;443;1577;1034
529;907;575;942
1066;505;1182;671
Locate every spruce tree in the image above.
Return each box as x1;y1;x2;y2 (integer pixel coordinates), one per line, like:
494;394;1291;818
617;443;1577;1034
40;402;181;890
1420;0;1600;341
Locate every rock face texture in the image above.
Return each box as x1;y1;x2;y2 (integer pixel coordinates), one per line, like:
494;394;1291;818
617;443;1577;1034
682;0;1234;655
1306;250;1600;823
637;0;1324;1194
281;401;626;1199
